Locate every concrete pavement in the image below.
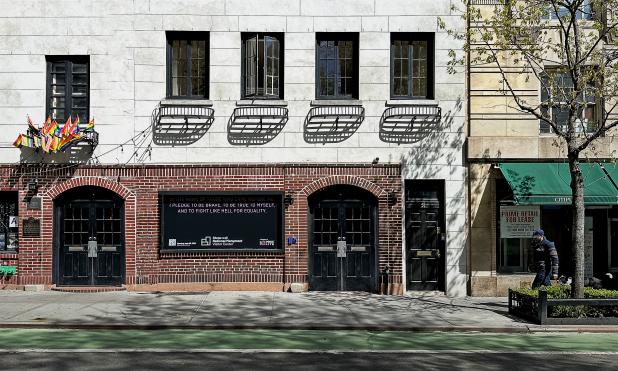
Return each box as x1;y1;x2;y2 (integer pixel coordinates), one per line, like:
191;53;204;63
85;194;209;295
0;290;611;332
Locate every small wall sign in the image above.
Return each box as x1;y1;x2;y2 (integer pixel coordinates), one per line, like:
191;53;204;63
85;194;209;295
23;217;41;238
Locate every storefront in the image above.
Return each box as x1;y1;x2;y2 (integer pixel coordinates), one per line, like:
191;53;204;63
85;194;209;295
0;164;404;293
470;162;618;296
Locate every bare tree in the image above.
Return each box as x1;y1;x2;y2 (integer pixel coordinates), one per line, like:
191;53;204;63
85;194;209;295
443;0;618;298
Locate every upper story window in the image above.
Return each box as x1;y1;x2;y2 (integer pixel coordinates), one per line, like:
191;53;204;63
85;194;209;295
241;33;284;99
316;33;359;100
391;33;434;100
46;56;89;123
166;32;209;99
540;69;598;134
543;0;593;20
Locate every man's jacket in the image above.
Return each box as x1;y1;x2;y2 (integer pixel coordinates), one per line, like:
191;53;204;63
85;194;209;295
533;239;559;275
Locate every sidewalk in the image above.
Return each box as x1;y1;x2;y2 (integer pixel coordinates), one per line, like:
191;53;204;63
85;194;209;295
0;290;613;332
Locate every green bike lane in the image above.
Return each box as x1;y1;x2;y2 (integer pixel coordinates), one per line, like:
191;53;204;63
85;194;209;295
0;329;617;352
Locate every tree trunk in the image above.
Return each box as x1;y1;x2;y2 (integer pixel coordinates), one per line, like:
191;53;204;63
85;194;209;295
569;155;585;299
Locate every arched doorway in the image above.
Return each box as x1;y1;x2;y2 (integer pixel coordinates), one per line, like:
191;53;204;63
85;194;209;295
308;185;378;292
54;186;125;286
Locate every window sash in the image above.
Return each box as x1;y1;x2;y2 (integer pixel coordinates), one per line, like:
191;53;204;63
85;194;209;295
543;0;593;20
47;58;89;123
316;38;356;99
540;71;598;134
168;37;208;98
243;34;281;99
392;39;429;98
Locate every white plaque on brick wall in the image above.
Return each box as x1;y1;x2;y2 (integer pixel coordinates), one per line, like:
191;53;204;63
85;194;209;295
499;206;541;239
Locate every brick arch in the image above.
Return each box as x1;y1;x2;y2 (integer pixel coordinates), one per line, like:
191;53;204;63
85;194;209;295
299;175;386;198
46;176;134;200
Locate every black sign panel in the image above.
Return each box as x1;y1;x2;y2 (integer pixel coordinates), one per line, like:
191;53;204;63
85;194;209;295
23;217;41;238
160;193;283;251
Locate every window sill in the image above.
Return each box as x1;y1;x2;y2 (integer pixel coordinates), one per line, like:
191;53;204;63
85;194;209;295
310;100;363;107
161;99;213;107
385;99;439;107
236;100;288;107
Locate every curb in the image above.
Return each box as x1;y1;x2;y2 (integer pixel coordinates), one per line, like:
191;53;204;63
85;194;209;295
0;322;534;332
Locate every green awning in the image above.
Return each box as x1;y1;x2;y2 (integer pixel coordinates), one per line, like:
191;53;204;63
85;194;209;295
498;162;618;205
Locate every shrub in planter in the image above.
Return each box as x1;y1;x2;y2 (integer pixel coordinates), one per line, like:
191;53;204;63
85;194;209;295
512;286;618;318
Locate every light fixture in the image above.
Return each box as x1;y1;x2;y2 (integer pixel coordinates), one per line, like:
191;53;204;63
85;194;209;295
27;179;38;192
284;192;294;208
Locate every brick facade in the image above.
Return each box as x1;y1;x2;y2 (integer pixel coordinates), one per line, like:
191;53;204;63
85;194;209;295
0;164;402;292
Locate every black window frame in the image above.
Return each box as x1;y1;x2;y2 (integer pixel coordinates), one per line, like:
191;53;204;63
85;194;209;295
0;191;18;251
390;33;435;100
240;32;285;100
315;32;359;100
45;55;90;123
166;31;210;99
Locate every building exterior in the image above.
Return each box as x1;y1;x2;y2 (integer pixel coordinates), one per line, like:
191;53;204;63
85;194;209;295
468;0;618;296
0;1;467;295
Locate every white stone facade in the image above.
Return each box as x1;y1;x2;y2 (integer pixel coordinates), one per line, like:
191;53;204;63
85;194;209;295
0;0;467;296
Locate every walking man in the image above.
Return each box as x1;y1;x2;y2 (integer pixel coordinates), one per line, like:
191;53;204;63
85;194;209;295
531;229;559;289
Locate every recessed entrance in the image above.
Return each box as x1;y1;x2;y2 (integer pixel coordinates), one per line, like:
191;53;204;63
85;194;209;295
308;185;377;292
54;186;125;286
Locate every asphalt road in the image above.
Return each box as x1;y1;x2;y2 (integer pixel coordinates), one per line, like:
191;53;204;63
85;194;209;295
0;351;616;371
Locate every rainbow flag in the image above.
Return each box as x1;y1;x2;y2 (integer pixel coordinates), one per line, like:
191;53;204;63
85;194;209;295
72;116;80;134
59;116;72;137
13;115;95;153
84;118;95;130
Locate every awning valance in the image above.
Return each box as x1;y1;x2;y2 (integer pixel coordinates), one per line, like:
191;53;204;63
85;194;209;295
498;162;618;205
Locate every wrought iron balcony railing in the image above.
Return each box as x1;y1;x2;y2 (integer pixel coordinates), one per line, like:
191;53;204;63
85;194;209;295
379;105;442;144
304;105;365;144
227;106;288;145
152;101;215;146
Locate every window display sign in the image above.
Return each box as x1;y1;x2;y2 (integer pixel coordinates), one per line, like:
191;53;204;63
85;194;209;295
499;206;541;239
160;192;283;251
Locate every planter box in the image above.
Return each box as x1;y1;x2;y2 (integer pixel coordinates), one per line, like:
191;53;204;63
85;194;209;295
509;288;618;325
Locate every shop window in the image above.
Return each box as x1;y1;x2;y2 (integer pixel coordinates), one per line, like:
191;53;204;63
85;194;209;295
166;32;209;99
241;33;284;99
315;33;359;99
540;69;598;134
0;192;18;251
390;33;434;99
498;238;532;273
46;56;89;123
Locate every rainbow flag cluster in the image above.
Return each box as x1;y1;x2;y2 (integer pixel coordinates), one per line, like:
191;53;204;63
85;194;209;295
13;115;95;153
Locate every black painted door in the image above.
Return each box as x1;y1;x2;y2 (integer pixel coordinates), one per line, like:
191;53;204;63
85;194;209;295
58;195;124;286
309;192;376;292
406;181;445;291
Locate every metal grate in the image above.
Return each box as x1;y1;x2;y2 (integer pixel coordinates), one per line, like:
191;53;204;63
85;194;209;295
227;106;288;145
304;105;365;144
152;102;215;146
379;105;441;144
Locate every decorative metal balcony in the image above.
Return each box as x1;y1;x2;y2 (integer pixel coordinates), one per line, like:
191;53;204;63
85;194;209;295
379;105;442;144
227;106;289;145
152;101;215;146
304;105;365;144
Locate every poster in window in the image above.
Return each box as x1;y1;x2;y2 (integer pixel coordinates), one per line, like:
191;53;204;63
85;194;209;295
500;206;541;239
160;193;283;251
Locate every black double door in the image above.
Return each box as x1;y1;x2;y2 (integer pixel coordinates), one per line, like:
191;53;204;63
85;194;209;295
309;187;377;292
406;180;445;291
56;188;124;286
